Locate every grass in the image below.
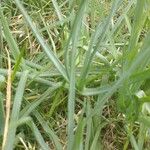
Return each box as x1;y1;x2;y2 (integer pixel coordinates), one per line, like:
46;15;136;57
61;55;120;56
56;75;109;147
0;0;150;149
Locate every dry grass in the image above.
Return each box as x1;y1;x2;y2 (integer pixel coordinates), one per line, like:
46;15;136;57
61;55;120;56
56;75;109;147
2;48;12;149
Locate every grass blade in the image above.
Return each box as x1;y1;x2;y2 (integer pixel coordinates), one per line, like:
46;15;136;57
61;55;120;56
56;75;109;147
33;110;63;150
0;92;4;135
66;0;88;149
27;120;50;150
124;0;147;70
14;0;68;81
0;5;19;60
0;68;59;86
20;86;60;118
79;0;122;89
4;71;28;150
0;5;26;70
52;0;63;25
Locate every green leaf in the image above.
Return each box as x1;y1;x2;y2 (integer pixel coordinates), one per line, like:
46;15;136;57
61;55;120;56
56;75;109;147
66;0;89;149
0;92;4;135
52;0;63;25
14;0;68;81
27;120;50;150
4;71;28;150
33;110;62;150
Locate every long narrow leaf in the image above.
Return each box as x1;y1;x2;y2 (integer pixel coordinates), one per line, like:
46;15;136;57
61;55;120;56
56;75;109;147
4;71;28;150
0;92;4;135
14;0;68;81
27;120;50;150
66;0;88;149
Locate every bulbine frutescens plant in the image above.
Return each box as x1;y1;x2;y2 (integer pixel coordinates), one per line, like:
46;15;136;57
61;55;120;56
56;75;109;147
0;0;150;149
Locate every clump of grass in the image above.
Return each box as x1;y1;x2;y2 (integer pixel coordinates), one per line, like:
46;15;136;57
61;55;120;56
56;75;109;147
0;0;150;149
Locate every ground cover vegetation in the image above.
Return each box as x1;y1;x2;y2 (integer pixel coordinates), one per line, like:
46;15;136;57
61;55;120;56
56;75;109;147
0;0;150;149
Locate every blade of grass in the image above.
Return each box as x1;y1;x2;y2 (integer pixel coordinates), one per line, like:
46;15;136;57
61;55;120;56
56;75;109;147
130;68;150;83
0;92;4;135
0;15;3;67
128;32;150;73
81;85;111;96
130;134;139;150
73;102;86;150
126;126;139;150
92;31;150;117
48;88;66;118
19;86;62;149
66;0;88;149
33;110;63;150
0;5;19;59
1;53;43;70
124;0;146;70
85;101;92;150
0;68;60;86
17;116;32;127
14;0;68;81
73;118;85;150
0;75;5;90
3;71;28;150
11;48;25;81
0;4;42;71
78;0;122;89
2;48;12;150
111;0;134;36
39;14;57;54
138;115;150;127
51;0;63;25
137;124;146;150
0;5;26;69
20;86;60;118
27;120;50;150
90;126;101;150
64;0;89;77
81;66;150;96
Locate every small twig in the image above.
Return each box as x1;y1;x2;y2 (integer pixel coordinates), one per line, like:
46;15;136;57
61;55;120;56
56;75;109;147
2;47;12;150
